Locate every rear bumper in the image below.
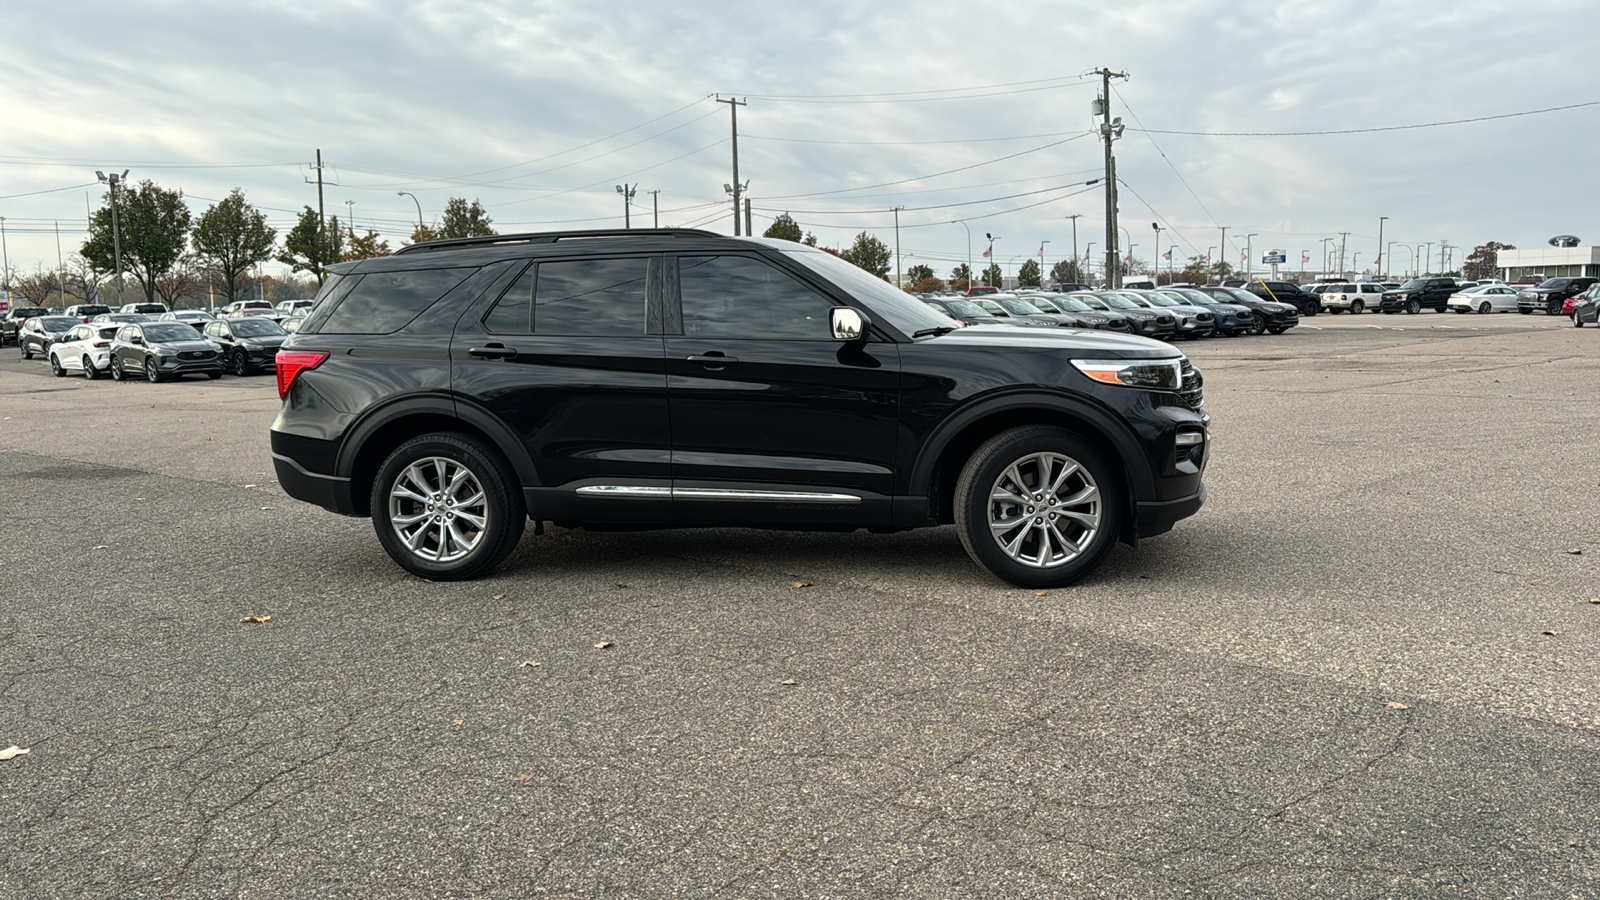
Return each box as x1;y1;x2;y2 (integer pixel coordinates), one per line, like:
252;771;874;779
273;452;359;516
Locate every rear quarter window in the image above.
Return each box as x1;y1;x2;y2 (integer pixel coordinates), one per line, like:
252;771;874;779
317;267;480;334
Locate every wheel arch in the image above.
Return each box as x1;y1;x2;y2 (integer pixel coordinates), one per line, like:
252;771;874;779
910;391;1156;541
336;394;539;517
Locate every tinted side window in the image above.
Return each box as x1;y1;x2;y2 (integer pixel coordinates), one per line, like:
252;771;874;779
319;267;479;335
533;258;648;336
679;255;834;340
484;267;533;334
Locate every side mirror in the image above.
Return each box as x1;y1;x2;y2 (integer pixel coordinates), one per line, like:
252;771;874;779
830;307;869;341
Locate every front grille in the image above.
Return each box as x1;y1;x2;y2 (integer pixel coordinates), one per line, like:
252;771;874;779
1155;315;1174;326
1178;360;1204;409
1196;313;1213;323
180;350;215;360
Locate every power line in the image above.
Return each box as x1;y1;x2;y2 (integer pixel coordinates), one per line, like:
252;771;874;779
1112;86;1222;232
741;76;1095;103
745;130;1085;147
752;179;1100;216
1130;100;1600;136
763;132;1091;200
0;182;99;201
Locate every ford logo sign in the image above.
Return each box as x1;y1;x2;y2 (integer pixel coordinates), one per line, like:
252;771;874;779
1548;235;1581;248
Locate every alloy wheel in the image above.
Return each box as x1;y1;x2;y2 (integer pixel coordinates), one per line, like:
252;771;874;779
1479;301;1492;314
985;451;1101;569
83;356;98;379
146;358;161;383
387;456;489;564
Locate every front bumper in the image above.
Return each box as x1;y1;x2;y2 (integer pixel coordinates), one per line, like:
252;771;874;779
1135;483;1206;539
153;350;223;375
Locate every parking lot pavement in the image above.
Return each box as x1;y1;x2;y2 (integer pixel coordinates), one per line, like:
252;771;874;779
2;316;1597;897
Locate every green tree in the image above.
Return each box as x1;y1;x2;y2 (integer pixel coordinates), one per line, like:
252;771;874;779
343;228;392;261
1463;241;1514;281
1049;259;1084;285
278;208;345;285
839;232;892;278
763;213;803;242
905;264;934;284
1018;258;1041;287
802;232;819;247
191;188;276;305
81;179;192;303
982;264;1001;287
949;263;972;291
434;198;495;240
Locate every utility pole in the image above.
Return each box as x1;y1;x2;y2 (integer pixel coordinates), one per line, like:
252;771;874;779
1439;240;1450;274
716;96;747;235
648;189;660;228
0;216;8;294
1095;68;1128;287
1338;232;1350;278
744;198;752;237
1376;216;1388;280
893;206;904;289
1219;226;1229;278
1065;214;1082;283
1423;242;1432;276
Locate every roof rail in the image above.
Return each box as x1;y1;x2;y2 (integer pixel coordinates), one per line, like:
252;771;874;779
392;228;724;255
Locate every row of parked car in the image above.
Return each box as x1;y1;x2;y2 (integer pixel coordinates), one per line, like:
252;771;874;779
920;284;1301;341
7;302;292;382
1301;275;1600;322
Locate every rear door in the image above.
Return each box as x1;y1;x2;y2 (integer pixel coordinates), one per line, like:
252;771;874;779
663;253;900;526
449;254;675;522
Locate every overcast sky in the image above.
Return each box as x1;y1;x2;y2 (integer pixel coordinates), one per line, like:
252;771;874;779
3;0;1597;282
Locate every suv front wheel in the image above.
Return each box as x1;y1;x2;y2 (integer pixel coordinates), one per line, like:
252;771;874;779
372;433;527;580
954;425;1122;588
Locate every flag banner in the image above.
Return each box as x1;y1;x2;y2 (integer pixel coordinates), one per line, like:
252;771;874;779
1163;250;1172;260
1302;253;1310;263
982;248;992;258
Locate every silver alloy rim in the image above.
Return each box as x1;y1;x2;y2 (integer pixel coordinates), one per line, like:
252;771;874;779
987;451;1101;568
387;456;488;563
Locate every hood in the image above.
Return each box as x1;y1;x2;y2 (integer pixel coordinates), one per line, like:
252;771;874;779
239;335;287;347
151;339;218;352
921;323;1181;359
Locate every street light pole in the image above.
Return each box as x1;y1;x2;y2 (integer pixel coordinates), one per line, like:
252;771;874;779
397;191;424;235
1376;216;1388;279
952;221;972;290
1038;240;1050;288
1151;222;1161;284
1244;233;1259;280
615;183;636;228
1086;242;1096;284
985;233;1000;287
95;169;129;295
893;206;904;289
1065;214;1082;283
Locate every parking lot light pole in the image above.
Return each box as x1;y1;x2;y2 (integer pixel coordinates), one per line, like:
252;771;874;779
397;191;424;234
951;221;972;290
1244;233;1258;280
1321;238;1335;278
1377;216;1388;279
984;233;1000;287
1086;243;1096;284
95;169;129;294
1038;240;1049;287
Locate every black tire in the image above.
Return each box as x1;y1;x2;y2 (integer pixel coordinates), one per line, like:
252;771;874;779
232;351;250;376
49;354;64;377
145;357;162;383
1548;299;1562;316
1478;301;1492;314
1574;314;1583;328
1406;299;1420;315
207;369;222;379
1436;305;1449;313
371;433;527;581
1248;313;1267;335
1267;325;1287;334
110;357;124;381
1453;307;1466;314
83;356;99;379
22;342;33;360
953;425;1122;589
1518;307;1531;315
1351;299;1364;314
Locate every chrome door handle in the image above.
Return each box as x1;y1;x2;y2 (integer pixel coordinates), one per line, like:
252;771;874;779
686;354;738;369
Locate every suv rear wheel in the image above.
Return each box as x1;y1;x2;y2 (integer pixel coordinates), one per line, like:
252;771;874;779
954;426;1122;589
371;433;526;580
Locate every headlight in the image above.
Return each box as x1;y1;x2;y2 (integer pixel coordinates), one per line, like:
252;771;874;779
1072;358;1183;390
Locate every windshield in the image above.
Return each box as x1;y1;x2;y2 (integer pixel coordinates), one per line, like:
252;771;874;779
1399;280;1427;291
1052;296;1093;312
231;320;287;337
43;317;76;331
1538;278;1573;288
1022;296;1062;312
144;323;204;343
1148;292;1187;307
997;298;1045;315
942;299;991;317
1093;293;1139;310
1216;287;1258;304
1174;289;1219;306
780;247;953;336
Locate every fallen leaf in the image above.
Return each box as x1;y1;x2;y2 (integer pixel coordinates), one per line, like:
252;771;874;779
0;746;29;761
451;719;463;727
243;484;257;489
239;615;271;624
91;545;108;550
781;679;798;686
1587;598;1600;605
790;581;814;589
1385;702;1409;710
1566;548;1583;555
1034;590;1048;597
594;641;612;650
260;506;276;511
519;660;541;668
517;773;533;782
614;583;628;588
493;593;506;600
1542;630;1558;636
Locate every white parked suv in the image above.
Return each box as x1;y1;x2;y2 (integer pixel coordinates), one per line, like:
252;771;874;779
47;323;121;378
1321;282;1386;314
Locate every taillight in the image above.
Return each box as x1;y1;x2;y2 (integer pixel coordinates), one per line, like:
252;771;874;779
276;350;329;400
93;342;109;348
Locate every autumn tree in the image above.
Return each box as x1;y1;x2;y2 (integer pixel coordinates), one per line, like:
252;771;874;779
343;228;392;261
949;263;972;292
155;256;205;308
909;275;945;293
1017;258;1041;288
763;213;803;242
839;232;892;279
278;208;345;285
905;264;934;284
81;179;192;303
1463;241;1514;281
191;188;276;305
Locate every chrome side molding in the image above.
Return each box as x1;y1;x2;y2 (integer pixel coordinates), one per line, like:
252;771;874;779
576;485;861;504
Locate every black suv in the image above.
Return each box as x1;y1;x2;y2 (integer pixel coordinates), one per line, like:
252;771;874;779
1239;280;1321;316
1516;277;1598;316
271;230;1209;588
1381;277;1458;314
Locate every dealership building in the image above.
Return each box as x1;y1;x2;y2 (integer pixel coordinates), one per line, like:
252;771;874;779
1497;246;1600;281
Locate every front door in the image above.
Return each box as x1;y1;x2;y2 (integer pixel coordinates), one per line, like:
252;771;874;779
663;253;900;526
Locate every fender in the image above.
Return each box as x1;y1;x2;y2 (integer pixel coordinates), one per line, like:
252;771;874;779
907;388;1158;504
334;392;542;487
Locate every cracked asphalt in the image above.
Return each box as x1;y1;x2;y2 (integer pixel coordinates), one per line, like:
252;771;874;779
2;311;1597;898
